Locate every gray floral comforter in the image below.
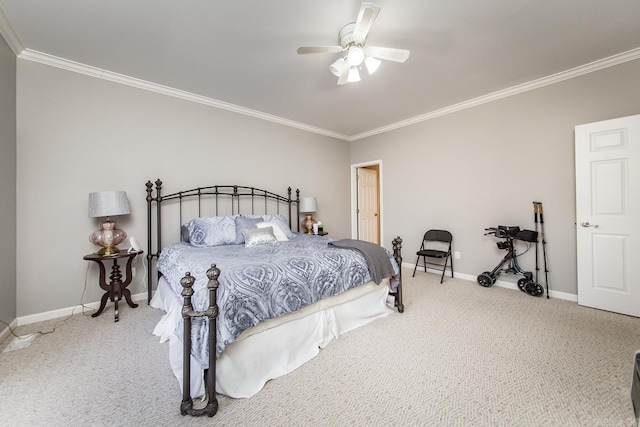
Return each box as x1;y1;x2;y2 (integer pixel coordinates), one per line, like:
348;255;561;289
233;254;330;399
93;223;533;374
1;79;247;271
157;234;399;367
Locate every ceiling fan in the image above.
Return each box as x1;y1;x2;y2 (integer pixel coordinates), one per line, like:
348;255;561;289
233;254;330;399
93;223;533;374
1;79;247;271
297;3;410;85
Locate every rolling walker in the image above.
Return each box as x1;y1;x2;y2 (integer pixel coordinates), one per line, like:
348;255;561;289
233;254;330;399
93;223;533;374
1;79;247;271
477;226;544;297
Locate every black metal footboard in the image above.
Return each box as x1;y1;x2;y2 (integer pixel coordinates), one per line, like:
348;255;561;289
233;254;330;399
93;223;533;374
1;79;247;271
179;264;220;417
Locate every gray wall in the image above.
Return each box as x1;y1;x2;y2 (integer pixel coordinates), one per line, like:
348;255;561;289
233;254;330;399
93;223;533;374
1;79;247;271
351;58;640;297
16;60;350;317
0;34;16;328
14;53;640;316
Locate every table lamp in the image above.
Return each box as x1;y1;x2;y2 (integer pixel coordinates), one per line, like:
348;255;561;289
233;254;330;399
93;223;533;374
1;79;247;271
88;191;131;255
299;197;318;234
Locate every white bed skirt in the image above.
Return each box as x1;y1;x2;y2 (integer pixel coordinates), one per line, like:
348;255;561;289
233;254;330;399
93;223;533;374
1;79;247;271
150;276;393;399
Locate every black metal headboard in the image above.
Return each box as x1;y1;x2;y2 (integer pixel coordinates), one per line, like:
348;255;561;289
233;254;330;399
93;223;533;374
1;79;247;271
145;179;300;302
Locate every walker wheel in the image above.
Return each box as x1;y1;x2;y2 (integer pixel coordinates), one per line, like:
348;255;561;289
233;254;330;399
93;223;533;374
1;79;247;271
524;281;544;297
517;278;528;293
477;272;495;287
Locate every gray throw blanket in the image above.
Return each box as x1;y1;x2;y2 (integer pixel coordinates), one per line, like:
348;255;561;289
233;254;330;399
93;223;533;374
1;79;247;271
328;239;395;285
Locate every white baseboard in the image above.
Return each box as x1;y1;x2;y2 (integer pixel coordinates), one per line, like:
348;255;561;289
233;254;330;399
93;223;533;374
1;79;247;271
14;263;578;327
402;262;577;302
16;292;148;327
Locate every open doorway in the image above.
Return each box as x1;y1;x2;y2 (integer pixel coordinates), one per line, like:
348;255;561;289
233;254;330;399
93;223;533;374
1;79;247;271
351;160;382;244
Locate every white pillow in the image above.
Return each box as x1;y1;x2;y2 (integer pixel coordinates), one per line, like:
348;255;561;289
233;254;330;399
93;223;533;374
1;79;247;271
262;215;295;238
243;226;277;247
257;221;289;241
234;215;262;244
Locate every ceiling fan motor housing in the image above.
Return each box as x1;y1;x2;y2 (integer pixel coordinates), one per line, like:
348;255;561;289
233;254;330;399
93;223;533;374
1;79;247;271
339;23;362;49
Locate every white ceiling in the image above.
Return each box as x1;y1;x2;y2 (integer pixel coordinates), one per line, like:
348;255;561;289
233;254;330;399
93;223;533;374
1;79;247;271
1;1;640;140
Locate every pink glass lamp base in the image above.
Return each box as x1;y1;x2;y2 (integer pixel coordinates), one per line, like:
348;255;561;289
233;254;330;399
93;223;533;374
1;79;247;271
301;214;317;235
89;219;127;255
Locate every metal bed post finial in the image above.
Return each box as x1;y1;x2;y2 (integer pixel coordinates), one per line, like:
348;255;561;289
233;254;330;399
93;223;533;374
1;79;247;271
145;181;153;199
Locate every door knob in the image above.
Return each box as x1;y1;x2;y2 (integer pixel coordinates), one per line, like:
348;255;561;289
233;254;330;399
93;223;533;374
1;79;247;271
580;222;599;228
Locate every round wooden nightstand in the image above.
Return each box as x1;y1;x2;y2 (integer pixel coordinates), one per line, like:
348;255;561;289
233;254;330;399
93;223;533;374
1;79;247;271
83;250;143;322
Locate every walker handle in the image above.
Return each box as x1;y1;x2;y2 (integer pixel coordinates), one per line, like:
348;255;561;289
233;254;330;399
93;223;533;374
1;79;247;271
485;227;513;238
484;227;502;237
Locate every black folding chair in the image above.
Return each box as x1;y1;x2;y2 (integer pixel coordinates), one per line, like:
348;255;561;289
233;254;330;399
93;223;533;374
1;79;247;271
412;230;453;283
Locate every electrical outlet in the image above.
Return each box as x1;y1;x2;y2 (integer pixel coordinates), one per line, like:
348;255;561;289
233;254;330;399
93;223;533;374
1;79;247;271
454;251;461;259
132;267;136;277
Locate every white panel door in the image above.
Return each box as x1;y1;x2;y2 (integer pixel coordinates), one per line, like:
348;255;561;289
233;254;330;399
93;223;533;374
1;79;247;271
575;114;640;316
357;167;380;244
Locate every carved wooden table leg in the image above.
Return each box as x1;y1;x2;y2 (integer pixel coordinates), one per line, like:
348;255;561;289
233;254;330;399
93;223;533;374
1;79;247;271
93;292;110;318
110;263;123;322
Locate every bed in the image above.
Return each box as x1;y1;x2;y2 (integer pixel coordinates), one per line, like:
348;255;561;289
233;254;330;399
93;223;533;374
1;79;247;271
145;180;404;417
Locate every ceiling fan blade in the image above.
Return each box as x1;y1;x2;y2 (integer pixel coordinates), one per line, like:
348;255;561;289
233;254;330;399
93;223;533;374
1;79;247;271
297;46;344;55
337;67;349;85
352;3;380;43
365;46;410;63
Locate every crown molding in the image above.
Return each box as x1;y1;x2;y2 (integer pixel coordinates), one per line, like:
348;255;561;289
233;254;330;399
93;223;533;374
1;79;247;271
0;5;23;55
349;47;640;141
16;44;640;143
17;49;351;141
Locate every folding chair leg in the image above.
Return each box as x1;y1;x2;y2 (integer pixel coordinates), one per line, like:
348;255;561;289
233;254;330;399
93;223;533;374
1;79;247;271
440;256;447;284
412;256;420;277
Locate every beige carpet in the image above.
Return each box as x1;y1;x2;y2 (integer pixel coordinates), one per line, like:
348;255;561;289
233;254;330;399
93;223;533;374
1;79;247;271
1;269;639;426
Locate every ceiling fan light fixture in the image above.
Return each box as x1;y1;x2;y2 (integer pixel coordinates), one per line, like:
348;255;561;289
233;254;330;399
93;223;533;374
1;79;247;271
347;66;361;83
330;58;347;77
364;56;381;75
347;46;365;66
296;3;409;86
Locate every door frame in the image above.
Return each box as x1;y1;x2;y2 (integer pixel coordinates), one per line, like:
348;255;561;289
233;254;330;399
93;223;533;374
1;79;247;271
350;160;383;242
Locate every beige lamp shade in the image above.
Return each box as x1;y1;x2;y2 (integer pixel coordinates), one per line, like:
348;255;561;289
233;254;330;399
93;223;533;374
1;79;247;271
88;191;131;218
299;197;317;213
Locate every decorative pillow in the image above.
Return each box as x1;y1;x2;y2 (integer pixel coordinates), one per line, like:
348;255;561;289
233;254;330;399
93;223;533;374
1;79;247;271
235;216;263;244
257;221;289;242
262;214;295;238
186;216;236;247
243;226;277;247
